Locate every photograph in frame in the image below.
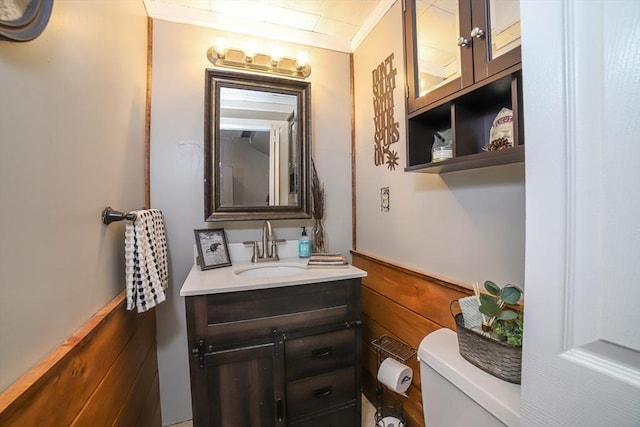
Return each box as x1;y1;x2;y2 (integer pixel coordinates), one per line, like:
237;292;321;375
194;228;231;270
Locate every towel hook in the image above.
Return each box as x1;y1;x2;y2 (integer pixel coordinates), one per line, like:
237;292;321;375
102;207;136;225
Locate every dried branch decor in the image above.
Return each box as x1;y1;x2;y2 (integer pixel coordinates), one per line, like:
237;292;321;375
311;159;326;253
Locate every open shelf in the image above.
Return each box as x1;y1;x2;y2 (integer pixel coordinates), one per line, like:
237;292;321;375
405;71;524;174
405;144;524;174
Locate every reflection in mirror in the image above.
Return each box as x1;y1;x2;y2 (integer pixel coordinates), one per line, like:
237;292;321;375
219;87;297;207
489;0;521;60
205;69;311;221
415;0;460;97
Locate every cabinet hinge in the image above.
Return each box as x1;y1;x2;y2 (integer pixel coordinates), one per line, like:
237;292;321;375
191;339;213;369
402;0;406;12
273;329;286;357
345;320;362;328
405;84;409;99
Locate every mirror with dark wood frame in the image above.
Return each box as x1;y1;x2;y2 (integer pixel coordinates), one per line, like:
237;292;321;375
204;69;311;221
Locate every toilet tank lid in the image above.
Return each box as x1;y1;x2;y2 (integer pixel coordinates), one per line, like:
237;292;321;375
418;328;521;427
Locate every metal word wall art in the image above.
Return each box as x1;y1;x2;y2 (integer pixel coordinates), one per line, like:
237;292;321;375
372;53;400;170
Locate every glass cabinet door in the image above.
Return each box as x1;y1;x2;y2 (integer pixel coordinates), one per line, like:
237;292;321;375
489;0;521;59
470;0;521;80
405;0;473;113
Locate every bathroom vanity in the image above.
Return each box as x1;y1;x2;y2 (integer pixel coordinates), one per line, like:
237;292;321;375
180;259;366;426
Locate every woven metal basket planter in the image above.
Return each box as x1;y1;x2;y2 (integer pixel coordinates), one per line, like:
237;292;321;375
454;313;522;384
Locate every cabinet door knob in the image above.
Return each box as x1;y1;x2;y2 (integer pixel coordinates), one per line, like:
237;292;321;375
471;27;485;38
457;36;470;47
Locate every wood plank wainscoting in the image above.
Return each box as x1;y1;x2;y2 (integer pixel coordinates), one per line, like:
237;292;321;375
0;291;161;426
352;251;472;427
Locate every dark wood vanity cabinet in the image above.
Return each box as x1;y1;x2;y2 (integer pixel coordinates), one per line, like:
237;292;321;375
185;279;362;427
404;0;524;173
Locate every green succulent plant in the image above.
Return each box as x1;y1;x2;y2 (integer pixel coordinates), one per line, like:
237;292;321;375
493;313;523;347
478;280;524;347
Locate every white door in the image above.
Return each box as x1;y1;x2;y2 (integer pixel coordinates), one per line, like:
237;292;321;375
268;124;281;205
220;165;234;206
521;1;640;425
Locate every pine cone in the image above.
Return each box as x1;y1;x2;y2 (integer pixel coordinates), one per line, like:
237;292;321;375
483;137;512;151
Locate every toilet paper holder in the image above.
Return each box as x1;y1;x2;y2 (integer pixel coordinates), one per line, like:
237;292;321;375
371;335;416;364
371;335;416;427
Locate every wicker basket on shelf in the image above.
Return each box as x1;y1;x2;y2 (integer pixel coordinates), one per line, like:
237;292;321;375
453;312;522;384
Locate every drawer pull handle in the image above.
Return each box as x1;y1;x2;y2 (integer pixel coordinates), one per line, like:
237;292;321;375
311;346;332;358
313;386;333;398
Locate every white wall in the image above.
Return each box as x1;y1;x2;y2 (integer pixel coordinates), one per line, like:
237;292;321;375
353;2;525;288
0;0;148;391
221;138;269;205
149;20;352;424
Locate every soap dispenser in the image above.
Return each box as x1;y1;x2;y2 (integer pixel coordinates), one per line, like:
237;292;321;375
298;226;311;258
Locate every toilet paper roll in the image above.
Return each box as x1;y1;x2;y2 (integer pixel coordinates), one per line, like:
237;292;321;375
377;357;413;394
380;416;404;427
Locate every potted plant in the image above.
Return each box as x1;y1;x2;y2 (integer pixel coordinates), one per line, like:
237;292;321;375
477;281;524;347
453;280;524;383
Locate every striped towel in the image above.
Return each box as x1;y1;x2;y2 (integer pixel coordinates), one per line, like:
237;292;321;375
125;209;168;312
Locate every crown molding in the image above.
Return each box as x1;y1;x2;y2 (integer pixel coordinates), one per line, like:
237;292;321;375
350;0;397;52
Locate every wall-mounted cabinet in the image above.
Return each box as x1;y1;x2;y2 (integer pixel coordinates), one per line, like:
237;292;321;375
404;0;524;173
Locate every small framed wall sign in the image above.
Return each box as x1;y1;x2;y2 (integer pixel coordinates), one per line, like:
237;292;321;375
194;228;231;270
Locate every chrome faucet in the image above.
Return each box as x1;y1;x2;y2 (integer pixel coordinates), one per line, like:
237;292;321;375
261;220;273;259
243;220;285;263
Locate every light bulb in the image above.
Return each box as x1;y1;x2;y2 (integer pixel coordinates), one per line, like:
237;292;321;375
296;51;309;67
214;38;228;59
270;46;285;67
244;42;258;63
295;52;311;77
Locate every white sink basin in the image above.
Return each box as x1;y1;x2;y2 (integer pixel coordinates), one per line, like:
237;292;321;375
233;263;307;278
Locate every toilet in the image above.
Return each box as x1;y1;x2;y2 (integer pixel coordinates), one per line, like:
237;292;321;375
418;328;521;427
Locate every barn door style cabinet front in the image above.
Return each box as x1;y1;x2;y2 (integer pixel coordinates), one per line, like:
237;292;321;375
404;0;524;173
185;279;362;426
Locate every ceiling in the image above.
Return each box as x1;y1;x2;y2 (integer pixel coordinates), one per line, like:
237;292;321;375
143;0;396;53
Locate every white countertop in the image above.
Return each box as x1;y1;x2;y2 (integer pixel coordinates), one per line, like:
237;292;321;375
180;256;367;296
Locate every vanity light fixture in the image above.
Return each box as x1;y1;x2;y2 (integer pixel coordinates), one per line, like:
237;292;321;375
206;39;311;79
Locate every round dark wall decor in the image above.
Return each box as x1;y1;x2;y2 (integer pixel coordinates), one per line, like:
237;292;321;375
0;0;54;42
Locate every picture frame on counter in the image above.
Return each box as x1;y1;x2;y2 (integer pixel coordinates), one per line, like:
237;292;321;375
194;228;231;270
